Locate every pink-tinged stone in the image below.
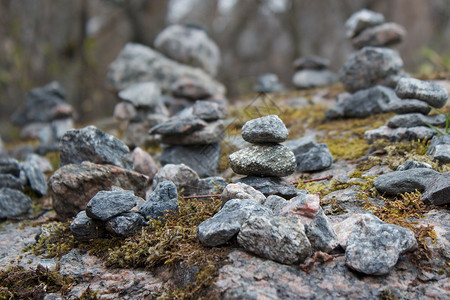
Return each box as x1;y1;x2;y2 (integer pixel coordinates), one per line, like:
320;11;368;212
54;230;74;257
333;213;383;249
280;193;320;224
131;147;159;179
220;182;266;206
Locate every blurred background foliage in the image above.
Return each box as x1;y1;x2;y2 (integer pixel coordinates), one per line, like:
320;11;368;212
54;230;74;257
0;0;449;141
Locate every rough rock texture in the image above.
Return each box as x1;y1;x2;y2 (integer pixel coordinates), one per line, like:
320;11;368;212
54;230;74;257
70;210;107;242
292;69;337;89
263;195;288;215
305;208;339;253
159;120;225;145
241;115;288;144
85;190;138;221
197;199;273;247
345;219;417;275
50;161;149;220
421;172;450;205
170;77;215;100
107;43;225;95
229;144;296;177
118;82;162;107
220;182;266;206
191;100;227;121
196;176;228;195
20;161;48;196
60;126;133;169
333;213;383;249
105;212;145;237
396;160;432;171
237;215;312;264
427;134;450;164
160;143;221;178
154;24;221;76
236;176;299;199
285;136;333;172
0;174;24;190
0;188;32;218
395;78;448;108
140;181;179;220
390;98;432;115
131;147;158;179
0;158;21;177
152;163;200;195
351;23;406;49
339;47;404;93
365;125;437;144
373;168;439;195
387;113;446;128
149;118;207;135
280;193;320;223
293;56;330;70
345;9;385;38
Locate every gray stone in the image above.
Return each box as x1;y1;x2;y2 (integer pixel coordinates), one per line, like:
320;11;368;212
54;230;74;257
0;174;24;190
220;182;266;207
107;43;225;95
292;69;337;89
0;158;21;177
140;181;178;221
60;126;133;169
160;143;221;177
390;99;431;115
395;78;448;108
396;160;432;171
70;210;107;242
191;100;227;121
154;24;220;76
122;120;163;148
236;176;299;199
421;172;450;205
237;215;312;264
152;164;200;196
50;161;149;220
149;118;207;135
293;56;330;70
118;82;162;108
105;212;145;237
426;134;450;164
86;190;138;221
333;213;383;249
0;188;32;218
345;9;385;38
114;102;137;122
160;120;225;145
305;208;339;253
325;92;351;119
387;113;446;128
230;144;296;177
285;136;333;172
351;23;406;49
170;77;215;100
365;125;437;144
373;168;439;195
26;154;53;173
254;73;284;93
196;199;273;247
241;115;288;144
195;176;228;195
263;195;288;215
339;47;405;93
345;218;417;275
280;193;320;224
20;161;48;196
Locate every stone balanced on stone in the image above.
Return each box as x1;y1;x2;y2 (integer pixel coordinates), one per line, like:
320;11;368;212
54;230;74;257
229;115;296;178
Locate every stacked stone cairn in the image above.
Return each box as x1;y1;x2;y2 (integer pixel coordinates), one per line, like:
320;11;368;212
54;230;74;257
292;56;337;89
11;81;75;154
254;73;285;93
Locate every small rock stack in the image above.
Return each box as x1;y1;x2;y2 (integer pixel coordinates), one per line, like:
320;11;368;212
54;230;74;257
11;81;75;153
229;115;298;197
149;100;227;177
365;78;449;143
292;56;337;89
254;73;285;93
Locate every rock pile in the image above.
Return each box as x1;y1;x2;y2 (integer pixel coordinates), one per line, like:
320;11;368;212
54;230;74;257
254;73;284;93
285;136;333;172
11;81;75;153
292;56;337;89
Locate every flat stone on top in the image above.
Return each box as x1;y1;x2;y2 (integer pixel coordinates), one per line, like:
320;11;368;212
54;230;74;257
241;115;288;143
395;78;448;108
345;9;385;38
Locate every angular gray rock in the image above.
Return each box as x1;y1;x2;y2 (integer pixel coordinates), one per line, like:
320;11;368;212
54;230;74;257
345;9;385;38
305;208;339;253
0;188;32;218
60;126;133;169
170;77;215;100
152;163;200;195
195;176;228;195
396;160;432;171
292;69;337;89
236;176;299;199
70;210;107;242
0;174;24;190
237;215;312;264
0;158;21;177
351;23;406;49
333;213;383;249
345;218;417;275
280;193;320;224
229;144;296;177
395;78;448;108
197;199;273;247
421;172;450;205
105;212;145;237
107;43;225;95
154;24;221;76
159;120;225;145
160;143;221;178
50;161;149;220
26;153;53;173
389;99;431;115
241;115;288;144
285;136;333;172
373;168;439;195
191;100;227;121
20;161;48;196
220;182;266;206
118;82;162;108
254;73;284;93
293;56;329;70
339;47;404;93
365;125;437;144
140;181;178;221
263;195;288;215
148;118;207;135
387;113;446;128
426;134;450;164
86;190;139;221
